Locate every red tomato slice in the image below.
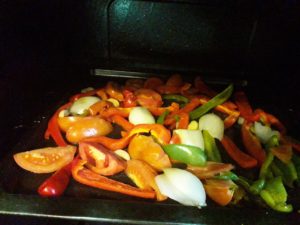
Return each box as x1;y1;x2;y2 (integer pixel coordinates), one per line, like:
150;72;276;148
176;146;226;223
13;145;76;173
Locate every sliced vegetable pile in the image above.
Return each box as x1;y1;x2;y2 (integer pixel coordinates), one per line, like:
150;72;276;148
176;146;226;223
13;74;300;212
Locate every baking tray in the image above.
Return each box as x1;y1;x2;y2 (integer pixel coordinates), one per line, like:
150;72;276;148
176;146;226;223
1;70;300;225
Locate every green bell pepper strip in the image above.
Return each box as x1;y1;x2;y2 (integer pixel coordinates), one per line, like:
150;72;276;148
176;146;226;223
292;154;300;185
259;152;274;179
189;84;233;120
259;177;293;213
265;134;280;150
214;171;239;181
271;159;298;188
163;94;189;104
259;135;279;179
202;130;222;162
249;178;266;195
156;110;170;124
162;144;206;166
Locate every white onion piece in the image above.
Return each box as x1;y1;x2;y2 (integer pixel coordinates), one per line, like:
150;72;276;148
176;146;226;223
155;168;206;208
198;113;224;141
254;122;280;144
173;129;204;149
128;107;155;125
237;117;245;125
70;96;101;116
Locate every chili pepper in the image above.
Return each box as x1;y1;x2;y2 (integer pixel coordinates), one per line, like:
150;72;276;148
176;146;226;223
189;84;234;120
259;177;293;213
38;162;72;197
234;91;254;121
71;159;155;199
221;135;257;169
241;122;266;166
156;109;170;124
202;130;222;162
249;178;266;195
163;94;189;104
110;114;134;131
162;144;206;166
44;102;72;146
214;171;239;181
123;89;137;108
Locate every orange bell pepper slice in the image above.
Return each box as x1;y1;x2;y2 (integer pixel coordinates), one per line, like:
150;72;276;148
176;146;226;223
105;81;124;101
71;158;155;199
271;145;293;164
110;115;134;131
44;102;72;146
241;122;266;166
204;179;235;206
82;124;171;150
128;135;171;171
125;159;167;201
135;88;163;108
187;162;234;179
166;74;183;87
221;135;258;169
128;124;171;145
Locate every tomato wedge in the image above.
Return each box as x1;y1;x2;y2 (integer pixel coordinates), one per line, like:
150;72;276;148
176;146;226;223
13;145;76;173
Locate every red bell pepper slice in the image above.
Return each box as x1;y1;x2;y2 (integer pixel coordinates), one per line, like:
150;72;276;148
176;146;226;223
144;77;164;89
221;135;258;169
44;102;72;146
234;91;254;120
252;109;286;134
71;158;156;199
38;161;73;197
122;89;137;108
241;122;266;166
176;112;189;129
110;114;134;131
79;142;126;176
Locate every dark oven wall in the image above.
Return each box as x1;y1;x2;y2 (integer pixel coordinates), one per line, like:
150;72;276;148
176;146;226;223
0;0;300;142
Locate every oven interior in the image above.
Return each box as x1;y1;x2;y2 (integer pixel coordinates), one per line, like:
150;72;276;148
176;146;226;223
0;0;300;224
